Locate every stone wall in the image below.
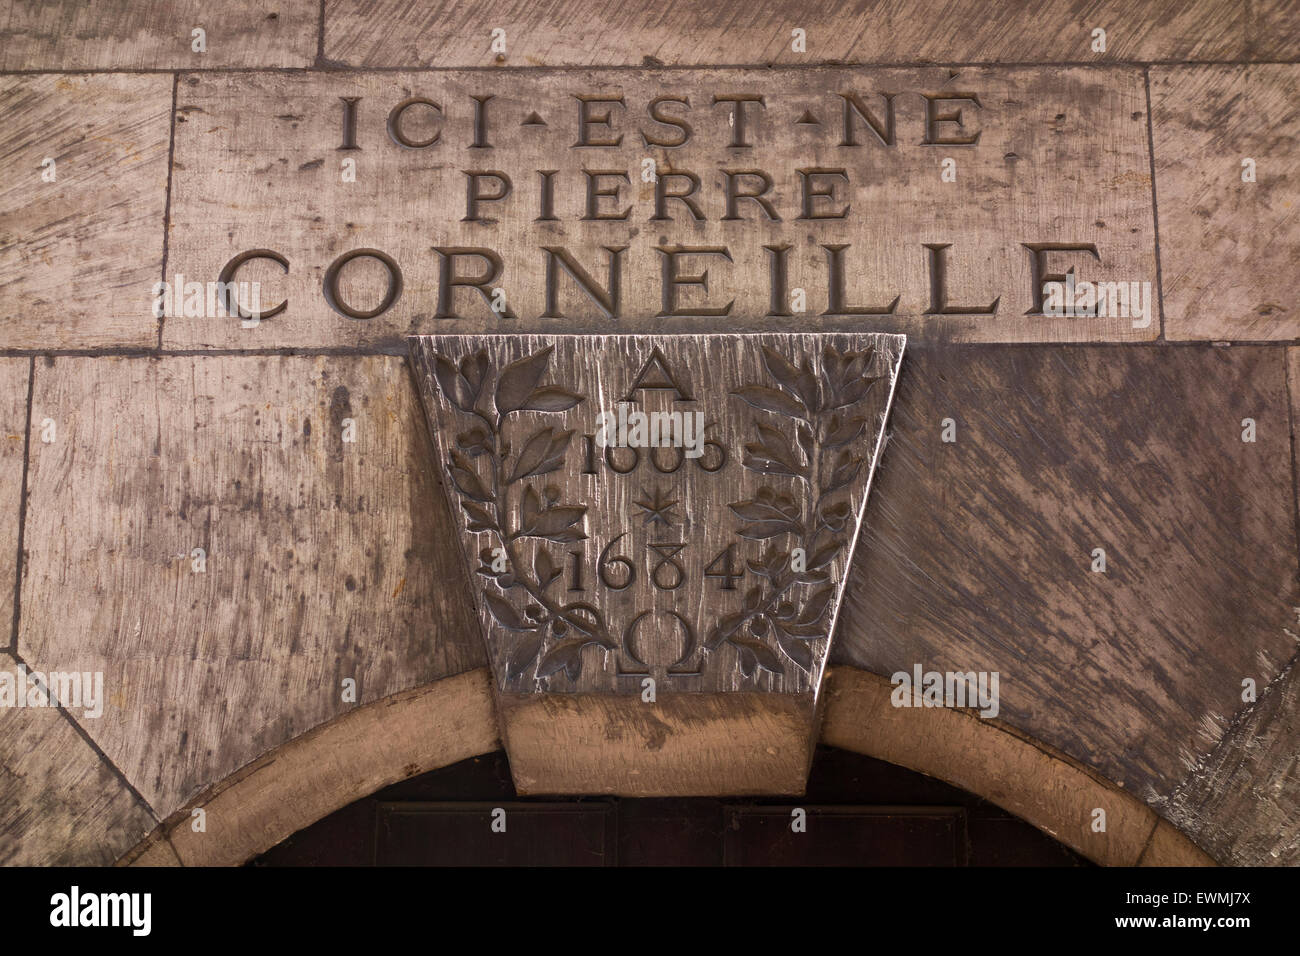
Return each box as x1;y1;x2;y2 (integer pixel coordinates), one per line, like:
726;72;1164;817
0;0;1297;866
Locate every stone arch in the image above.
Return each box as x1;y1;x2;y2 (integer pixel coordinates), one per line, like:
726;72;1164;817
119;665;1213;867
118;669;498;867
820;668;1214;866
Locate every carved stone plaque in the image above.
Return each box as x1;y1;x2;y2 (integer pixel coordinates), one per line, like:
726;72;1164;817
410;332;904;792
166;68;1156;349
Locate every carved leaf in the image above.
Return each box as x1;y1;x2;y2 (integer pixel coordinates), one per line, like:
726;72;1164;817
541;430;577;476
819;500;852;531
746;548;787;579
778;621;829;639
791;361;821;413
483;590;535;631
706;612;747;650
845;346;876;380
449;451;492;502
756;347;817;411
537;639;590;681
760;346;804;392
459;351;490;396
521;485;542;529
762;546;789;576
461;500;497;532
496;347;554;414
822;347;880;407
838;374;882;407
534;548;558;589
799;585;835;625
806;541;841;570
732;637;783;677
794;569;831;584
730;496;799;523
508;427;574;482
743;445;804;478
821;347;844;385
510;429;553;482
731;501;773;522
732;385;806;419
780;637;814;671
753;423;802;471
822;451;862;494
796;423;815;458
506;634;543;679
432;353;475;411
558;603;615;647
824;415;866;448
521;386;583;412
735;518;802;540
524;506;587;542
456;426;493;456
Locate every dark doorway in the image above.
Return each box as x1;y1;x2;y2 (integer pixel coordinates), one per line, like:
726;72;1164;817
252;746;1090;866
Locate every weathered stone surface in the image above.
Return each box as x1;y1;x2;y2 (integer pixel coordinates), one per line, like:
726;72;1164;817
0;74;170;349
0;0;317;70
116;829;182;866
0;650;158;866
832;344;1300;806
1152;66;1300;340
0;359;29;638
499;692;815;796
1145;346;1300;864
160;669;499;866
1253;0;1300;60
165;67;1156;349
325;0;1290;67
1158;653;1299;866
410;333;904;695
1135;818;1216;866
821;667;1169;866
18;355;485;818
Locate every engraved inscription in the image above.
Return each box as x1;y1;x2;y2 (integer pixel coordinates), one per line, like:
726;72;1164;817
168;69;1156;348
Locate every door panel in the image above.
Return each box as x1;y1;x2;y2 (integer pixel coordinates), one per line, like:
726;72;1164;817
723;806;966;866
376;802;615;866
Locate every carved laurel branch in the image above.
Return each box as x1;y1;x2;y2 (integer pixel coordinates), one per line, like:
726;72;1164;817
429;345;617;683
706;344;883;680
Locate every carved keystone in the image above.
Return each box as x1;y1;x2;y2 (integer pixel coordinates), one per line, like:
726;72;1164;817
409;333;905;794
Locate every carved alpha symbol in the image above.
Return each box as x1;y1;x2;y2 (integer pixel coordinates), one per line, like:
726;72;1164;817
622;346;694;402
409;333;906;696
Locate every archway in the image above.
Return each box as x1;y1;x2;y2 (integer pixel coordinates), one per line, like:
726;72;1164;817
118;666;1214;867
252;746;1092;866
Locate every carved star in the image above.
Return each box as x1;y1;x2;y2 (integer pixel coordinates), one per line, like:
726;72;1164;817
634;485;680;527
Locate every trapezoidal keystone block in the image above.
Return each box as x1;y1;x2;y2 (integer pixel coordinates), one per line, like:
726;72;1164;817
409;333;905;794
